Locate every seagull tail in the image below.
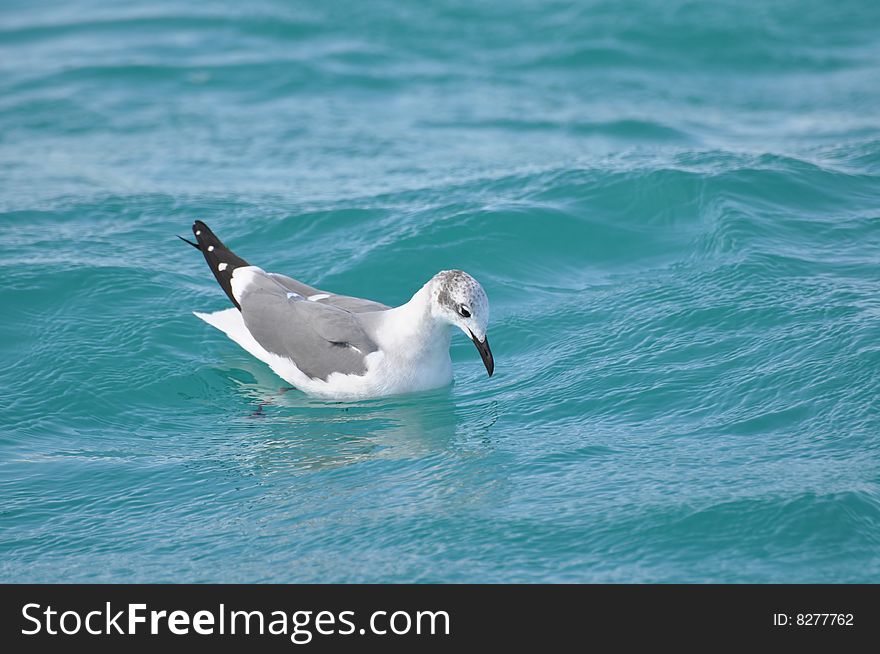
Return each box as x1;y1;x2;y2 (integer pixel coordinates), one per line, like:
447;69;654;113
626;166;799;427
186;220;251;310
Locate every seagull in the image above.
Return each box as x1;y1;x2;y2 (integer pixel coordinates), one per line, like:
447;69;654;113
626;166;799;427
180;221;494;399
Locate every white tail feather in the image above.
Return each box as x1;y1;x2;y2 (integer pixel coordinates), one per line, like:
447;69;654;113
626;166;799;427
193;308;314;390
193;308;270;362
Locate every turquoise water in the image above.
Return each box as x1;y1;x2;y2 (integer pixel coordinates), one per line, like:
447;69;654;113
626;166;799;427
2;0;879;583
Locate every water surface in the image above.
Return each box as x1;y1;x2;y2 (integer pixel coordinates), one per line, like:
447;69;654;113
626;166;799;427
1;0;879;582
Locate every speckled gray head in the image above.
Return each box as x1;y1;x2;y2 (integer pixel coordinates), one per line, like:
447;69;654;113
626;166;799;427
430;269;493;376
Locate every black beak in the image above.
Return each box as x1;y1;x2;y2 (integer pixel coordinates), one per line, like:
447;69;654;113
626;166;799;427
468;330;494;377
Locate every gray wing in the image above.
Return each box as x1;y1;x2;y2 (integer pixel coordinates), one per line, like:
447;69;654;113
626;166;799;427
267;273;390;313
240;272;381;380
265;273;321;298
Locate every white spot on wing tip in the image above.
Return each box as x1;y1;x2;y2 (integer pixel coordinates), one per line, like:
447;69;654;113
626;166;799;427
218;262;228;272
207;245;214;252
195;230;201;235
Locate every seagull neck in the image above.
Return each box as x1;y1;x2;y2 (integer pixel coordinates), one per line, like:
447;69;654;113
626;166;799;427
378;282;451;349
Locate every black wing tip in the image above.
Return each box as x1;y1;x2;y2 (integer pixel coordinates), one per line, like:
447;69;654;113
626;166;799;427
184;220;249;311
177;234;200;249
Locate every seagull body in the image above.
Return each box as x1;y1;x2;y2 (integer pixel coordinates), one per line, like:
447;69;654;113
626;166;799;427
183;221;493;400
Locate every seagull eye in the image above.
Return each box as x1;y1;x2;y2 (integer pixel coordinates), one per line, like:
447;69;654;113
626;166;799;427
458;305;471;318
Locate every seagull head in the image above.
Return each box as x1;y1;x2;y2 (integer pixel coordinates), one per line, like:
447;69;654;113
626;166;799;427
430;270;493;377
